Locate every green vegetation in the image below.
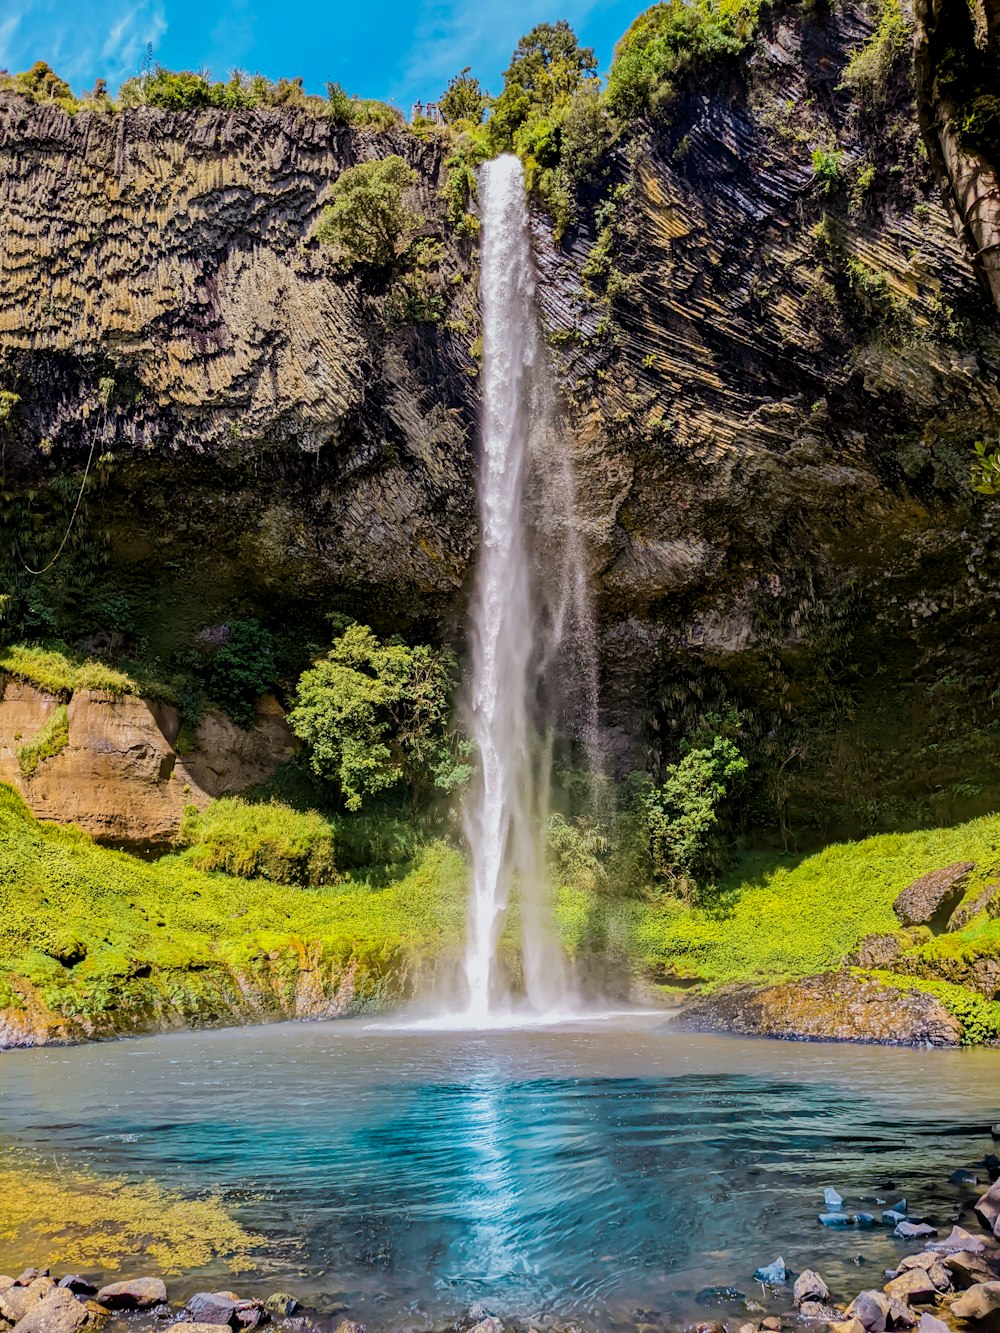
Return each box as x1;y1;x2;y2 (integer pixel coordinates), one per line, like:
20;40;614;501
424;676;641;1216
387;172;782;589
289;621;469;810
812;147;844;193
0;60;404;126
179;797;337;886
636;814;1000;993
874;972;1000;1046
839;0;911;107
641;737;748;892
16;703;68;778
606;0;760;118
439;68;489;125
315;155;419;267
0;783;465;1023
208;618;277;728
971;439;1000;494
0;641;173;700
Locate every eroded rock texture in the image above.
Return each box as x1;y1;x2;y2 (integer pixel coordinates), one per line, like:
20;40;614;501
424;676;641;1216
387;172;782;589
2;0;1000;843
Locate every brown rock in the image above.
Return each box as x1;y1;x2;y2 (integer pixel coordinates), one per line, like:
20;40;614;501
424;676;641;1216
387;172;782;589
943;1253;999;1290
949;1281;1000;1319
0;679;297;846
676;972;964;1045
795;1272;832;1306
915;1317;950;1333
893;864;975;929
975;1180;1000;1234
95;1278;166;1311
13;1277;48;1291
884;1270;938;1304
10;1289;88;1333
0;1281;14;1295
333;1323;367;1333
0;1282;56;1325
948;881;1000;933
929;1227;988;1255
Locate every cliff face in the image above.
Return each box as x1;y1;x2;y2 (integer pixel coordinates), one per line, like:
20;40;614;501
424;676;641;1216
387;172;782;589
2;0;1000;844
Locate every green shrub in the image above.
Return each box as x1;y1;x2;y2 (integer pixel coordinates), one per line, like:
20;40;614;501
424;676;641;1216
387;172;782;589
642;737;748;891
971;439;1000;494
839;0;911;108
1;62;78;111
606;0;754;119
288;621;468;811
119;66;217;110
811;147;844;193
316;156;419;267
179;797;337;886
439;68;489;125
208;619;277;729
17;704;69;778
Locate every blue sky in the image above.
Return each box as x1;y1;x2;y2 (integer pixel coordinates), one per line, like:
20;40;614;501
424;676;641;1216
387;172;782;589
0;0;646;110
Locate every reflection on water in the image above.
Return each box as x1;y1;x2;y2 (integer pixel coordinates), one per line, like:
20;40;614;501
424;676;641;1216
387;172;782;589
1;1016;998;1329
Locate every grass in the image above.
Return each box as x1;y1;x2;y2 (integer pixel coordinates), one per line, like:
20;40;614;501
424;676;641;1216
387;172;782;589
17;703;68;777
636;814;1000;989
0;641;176;701
178;796;337;886
0;784;465;1026
0;1146;261;1273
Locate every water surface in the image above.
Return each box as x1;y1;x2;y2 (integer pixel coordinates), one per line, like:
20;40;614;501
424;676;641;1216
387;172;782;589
2;1015;998;1330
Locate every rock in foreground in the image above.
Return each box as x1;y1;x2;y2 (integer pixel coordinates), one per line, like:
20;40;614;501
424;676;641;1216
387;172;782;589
675;972;964;1045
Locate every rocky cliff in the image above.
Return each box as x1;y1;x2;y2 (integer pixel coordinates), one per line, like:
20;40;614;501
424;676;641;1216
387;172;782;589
2;0;1000;845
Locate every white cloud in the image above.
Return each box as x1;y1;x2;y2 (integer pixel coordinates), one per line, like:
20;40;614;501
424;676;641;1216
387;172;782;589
399;0;605;102
0;0;166;88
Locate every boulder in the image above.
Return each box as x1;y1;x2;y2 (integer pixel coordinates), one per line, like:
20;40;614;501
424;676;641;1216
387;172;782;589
676;973;963;1045
54;1284;93;1299
929;1227;987;1254
185;1295;239;1327
264;1296;300;1319
172;1325;235;1333
884;1270;939;1303
754;1258;787;1284
795;1272;832;1305
944;1253;999;1290
830;1322;867;1333
466;1322;502;1333
847;1292;891;1332
95;1278;166;1311
975;1179;1000;1233
894;1222;938;1239
0;1280;14;1295
14;1276;48;1290
896;1255;944;1274
800;1303;842;1320
916;1317;950;1333
1;1282;56;1325
949;882;999;933
950;1280;1000;1319
10;1289;88;1333
893;864;975;929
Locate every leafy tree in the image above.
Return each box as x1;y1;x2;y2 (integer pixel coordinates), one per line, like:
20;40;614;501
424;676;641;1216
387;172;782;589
209;619;277;728
642;736;747;892
8;61;76;107
288;622;468;811
488;20;598;153
315;155;419;267
439;68;489;125
606;0;754;118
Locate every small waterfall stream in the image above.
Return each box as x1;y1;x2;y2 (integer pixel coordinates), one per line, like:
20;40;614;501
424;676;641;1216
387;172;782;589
461;154;599;1021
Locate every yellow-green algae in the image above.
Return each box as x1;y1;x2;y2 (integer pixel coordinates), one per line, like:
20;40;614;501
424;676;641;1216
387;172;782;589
0;1148;262;1273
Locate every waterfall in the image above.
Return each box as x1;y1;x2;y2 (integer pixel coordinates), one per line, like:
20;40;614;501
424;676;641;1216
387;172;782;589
461;154;599;1021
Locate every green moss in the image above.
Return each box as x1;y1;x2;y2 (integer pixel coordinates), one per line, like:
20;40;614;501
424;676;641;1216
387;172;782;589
0;784;465;1026
0;641;175;701
179;797;337;886
636;813;1000;988
17;703;68;777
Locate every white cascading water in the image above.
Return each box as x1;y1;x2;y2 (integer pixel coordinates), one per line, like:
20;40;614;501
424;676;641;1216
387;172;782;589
461;154;599;1022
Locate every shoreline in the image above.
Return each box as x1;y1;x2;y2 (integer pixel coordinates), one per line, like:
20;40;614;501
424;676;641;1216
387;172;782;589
2;1130;999;1333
